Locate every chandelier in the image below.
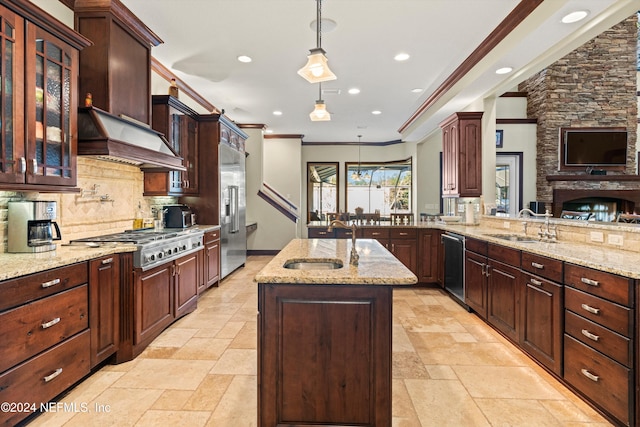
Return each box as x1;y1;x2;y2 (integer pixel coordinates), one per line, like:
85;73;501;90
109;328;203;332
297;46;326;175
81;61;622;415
309;82;331;121
297;0;337;83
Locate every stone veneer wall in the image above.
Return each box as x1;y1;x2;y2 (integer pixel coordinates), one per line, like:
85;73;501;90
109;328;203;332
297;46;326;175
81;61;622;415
0;157;177;252
519;15;638;205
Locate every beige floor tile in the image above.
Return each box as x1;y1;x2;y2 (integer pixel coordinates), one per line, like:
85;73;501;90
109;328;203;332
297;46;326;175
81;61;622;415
393;352;430;379
170;337;232;360
151;390;194;410
392;378;421;425
405;378;491;426
424;364;457;380
149;327;198;348
113;359;216;390
135;409;212;426
474;398;563;426
207;375;257;426
229;322;258;349
215;321;246;339
210;348;257;375
393;324;415;351
453;365;566;399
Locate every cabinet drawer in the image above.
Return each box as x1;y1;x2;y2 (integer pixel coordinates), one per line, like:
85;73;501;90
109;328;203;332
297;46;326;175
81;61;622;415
564;334;631;426
565;286;632;337
0;330;90;427
308;228;334;238
564;263;632;306
487;243;520;267
565;310;631;367
521;251;562;283
389;228;416;239
0;262;88;312
335;228;354;239
0;285;89;373
361;228;389;240
465;237;487;255
204;229;220;242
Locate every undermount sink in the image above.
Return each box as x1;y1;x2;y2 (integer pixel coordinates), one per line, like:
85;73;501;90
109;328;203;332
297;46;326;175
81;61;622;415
283;259;344;270
485;234;540;243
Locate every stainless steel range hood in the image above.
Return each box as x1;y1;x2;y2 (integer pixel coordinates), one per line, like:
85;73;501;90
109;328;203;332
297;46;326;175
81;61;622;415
77;106;186;171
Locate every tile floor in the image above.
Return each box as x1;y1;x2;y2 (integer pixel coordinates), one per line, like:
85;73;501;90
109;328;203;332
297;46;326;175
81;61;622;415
29;256;612;426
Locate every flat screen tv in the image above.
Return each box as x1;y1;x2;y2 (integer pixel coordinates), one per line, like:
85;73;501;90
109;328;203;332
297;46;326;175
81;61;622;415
560;127;627;169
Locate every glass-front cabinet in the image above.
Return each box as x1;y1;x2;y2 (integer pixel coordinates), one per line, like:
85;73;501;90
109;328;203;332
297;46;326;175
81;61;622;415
0;2;88;189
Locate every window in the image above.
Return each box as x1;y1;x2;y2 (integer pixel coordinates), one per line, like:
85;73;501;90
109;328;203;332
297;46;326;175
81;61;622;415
307;162;338;222
345;158;412;218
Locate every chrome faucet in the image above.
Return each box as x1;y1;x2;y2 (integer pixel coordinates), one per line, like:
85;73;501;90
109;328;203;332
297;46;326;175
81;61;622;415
328;220;359;266
517;208;555;241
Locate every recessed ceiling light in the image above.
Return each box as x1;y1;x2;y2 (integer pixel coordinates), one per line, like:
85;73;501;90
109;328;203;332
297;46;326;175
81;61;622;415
561;10;589;24
348;88;360;95
371;110;382;115
394;53;410;61
411;88;423;93
273;110;283;116
237;55;252;63
495;67;513;75
265;129;273;134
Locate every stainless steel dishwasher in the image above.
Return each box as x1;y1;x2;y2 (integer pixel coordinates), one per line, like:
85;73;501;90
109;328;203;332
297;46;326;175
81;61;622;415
442;232;469;310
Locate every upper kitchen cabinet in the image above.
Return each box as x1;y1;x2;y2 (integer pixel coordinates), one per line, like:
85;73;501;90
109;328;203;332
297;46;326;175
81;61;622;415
0;1;90;190
144;95;199;196
74;0;163;125
440;112;483;198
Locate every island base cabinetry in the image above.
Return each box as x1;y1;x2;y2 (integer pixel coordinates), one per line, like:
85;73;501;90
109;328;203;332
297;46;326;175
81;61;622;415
258;283;392;426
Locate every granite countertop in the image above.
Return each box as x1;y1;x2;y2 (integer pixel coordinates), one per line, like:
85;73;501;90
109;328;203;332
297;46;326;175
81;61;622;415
254;238;418;285
441;223;640;279
0;244;137;282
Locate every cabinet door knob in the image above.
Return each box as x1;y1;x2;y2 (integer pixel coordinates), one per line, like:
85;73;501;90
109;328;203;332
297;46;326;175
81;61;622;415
43;368;63;383
581;303;600;315
581;329;600;342
41;278;61;288
580;277;599;287
580;368;599;382
41;317;61;329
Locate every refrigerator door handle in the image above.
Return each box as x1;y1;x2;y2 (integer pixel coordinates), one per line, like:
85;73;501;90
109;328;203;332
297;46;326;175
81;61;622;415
230;185;239;233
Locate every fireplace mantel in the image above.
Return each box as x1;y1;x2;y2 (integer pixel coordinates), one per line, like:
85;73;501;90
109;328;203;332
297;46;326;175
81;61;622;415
547;175;640;182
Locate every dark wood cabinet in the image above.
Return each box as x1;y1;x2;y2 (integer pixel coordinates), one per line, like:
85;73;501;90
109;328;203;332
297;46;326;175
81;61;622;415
520;270;563;375
144;95;199;196
0;1;89;190
134;262;174;349
464;238;488;319
418;229;440;283
201;229;221;292
487;255;521;343
389;228;417;275
0;261;90;426
89;255;120;367
440;111;483;197
174;252;199;318
258;283;392;426
563;263;634;426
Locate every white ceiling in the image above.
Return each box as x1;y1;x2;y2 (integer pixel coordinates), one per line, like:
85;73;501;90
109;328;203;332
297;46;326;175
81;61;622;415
120;0;638;144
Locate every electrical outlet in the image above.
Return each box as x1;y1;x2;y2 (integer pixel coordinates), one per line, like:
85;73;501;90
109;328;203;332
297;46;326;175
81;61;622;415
608;234;624;246
503;221;511;229
590;231;604;243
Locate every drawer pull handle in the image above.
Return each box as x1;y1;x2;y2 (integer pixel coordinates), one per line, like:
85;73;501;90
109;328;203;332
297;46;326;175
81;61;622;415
531;262;544;269
372;233;381;236
580;277;599;287
581;304;600;315
41;278;61;288
318;232;327;235
43;368;63;383
102;257;113;265
581;329;600;342
42;317;61;329
399;232;408;236
581;368;599;382
530;278;543;286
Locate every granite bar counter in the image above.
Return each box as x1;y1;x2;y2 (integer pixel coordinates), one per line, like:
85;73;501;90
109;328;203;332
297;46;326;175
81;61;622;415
256;238;416;426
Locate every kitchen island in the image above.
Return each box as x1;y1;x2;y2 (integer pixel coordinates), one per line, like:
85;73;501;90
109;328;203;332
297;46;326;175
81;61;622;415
255;238;417;427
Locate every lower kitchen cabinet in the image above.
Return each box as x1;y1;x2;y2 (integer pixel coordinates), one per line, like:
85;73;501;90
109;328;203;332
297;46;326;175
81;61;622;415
390;228;417;275
0;262;90;426
486;244;521;343
201;229;220;292
90;255;120;367
418;229;440;284
464;238;488;319
175;251;199;318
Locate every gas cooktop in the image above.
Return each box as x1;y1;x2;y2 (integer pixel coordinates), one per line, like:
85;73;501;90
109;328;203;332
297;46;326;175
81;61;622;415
70;228;204;270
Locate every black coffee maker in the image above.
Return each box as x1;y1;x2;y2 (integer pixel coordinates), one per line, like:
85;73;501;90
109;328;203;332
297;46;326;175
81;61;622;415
8;201;62;253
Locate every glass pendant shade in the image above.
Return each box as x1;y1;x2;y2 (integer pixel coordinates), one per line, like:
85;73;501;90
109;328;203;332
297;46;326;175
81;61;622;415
298;48;337;83
309;100;331;121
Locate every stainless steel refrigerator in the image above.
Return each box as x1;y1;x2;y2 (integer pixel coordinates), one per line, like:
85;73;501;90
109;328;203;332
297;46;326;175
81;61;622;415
219;143;247;278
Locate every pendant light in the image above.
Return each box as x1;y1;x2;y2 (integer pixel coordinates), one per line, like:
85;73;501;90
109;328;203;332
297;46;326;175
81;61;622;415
309;82;331;121
297;0;337;83
351;135;363;180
